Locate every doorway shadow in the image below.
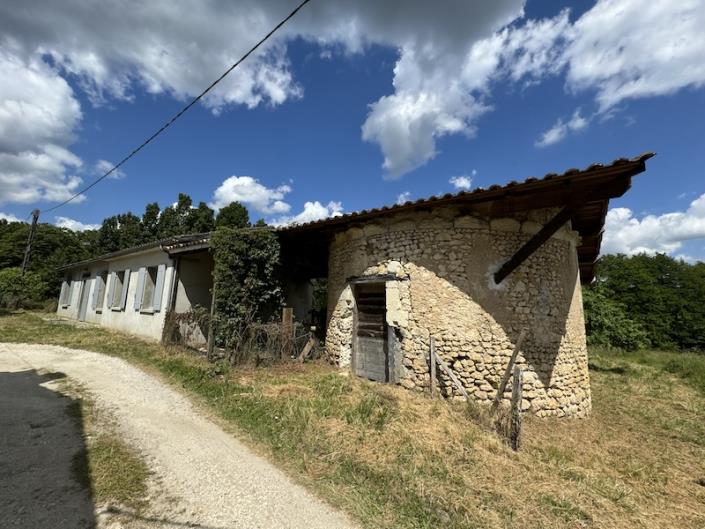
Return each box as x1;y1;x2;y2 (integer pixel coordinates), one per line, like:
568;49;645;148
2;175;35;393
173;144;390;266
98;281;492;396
0;369;96;528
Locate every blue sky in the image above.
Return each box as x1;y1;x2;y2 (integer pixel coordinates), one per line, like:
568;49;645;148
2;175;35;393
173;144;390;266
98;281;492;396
1;0;704;260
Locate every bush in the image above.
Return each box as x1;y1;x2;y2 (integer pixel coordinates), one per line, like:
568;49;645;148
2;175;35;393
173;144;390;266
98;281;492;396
0;267;44;309
583;287;649;351
211;227;283;348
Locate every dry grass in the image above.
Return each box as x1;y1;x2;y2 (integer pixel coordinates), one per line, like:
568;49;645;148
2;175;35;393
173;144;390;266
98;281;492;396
2;312;705;528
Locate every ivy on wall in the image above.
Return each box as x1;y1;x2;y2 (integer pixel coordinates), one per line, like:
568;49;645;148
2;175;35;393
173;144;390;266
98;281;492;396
211;227;283;347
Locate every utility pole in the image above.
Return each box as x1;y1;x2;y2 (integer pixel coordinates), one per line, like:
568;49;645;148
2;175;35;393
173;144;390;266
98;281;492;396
21;209;40;276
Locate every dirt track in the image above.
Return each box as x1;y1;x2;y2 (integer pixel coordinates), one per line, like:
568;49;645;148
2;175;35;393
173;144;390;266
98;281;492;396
0;343;357;529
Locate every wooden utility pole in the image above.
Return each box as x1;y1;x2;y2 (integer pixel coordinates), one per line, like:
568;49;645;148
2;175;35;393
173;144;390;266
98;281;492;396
21;209;40;276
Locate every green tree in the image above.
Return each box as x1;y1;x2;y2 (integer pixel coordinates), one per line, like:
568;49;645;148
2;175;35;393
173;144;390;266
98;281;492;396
142;202;161;242
186;202;215;233
582;287;649;350
215;202;250;229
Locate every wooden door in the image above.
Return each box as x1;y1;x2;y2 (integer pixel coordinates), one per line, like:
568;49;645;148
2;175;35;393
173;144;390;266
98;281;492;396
354;283;388;382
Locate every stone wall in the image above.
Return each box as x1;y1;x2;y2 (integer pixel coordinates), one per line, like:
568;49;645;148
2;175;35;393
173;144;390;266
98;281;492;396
326;206;591;418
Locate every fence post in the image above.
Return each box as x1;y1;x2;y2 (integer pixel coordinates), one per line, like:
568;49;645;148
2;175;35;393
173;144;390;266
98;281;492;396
206;284;217;361
282;307;294;358
509;366;524;451
429;336;436;397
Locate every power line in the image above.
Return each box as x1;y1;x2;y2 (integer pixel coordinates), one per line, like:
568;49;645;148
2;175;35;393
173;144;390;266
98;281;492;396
40;0;312;214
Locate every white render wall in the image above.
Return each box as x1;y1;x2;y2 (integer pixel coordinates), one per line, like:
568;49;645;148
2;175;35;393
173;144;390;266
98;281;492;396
57;248;176;341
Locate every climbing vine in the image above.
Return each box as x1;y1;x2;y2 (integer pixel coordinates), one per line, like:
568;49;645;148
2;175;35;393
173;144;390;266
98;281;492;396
211;227;283;348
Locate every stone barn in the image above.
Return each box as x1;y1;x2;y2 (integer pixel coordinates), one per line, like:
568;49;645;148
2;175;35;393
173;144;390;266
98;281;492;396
279;153;653;417
56;153;652;418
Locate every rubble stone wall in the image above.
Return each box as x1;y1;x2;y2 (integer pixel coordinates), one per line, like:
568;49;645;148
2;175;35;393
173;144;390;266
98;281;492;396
326;206;591;418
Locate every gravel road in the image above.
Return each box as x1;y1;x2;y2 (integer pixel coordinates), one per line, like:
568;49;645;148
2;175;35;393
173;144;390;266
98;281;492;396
0;343;358;529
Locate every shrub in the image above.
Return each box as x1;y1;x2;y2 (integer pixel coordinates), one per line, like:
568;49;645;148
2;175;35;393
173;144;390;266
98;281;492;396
583;287;649;351
0;267;44;309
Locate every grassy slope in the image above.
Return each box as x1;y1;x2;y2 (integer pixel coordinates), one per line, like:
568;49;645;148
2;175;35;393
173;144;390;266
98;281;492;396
1;312;704;529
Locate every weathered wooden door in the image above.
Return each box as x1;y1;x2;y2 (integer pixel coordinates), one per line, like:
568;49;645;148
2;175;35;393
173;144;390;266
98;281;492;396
78;277;91;321
353;283;389;382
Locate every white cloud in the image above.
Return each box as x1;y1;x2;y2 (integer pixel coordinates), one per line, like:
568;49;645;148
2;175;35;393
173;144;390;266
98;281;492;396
449;175;473;190
0;48;84;204
535;109;589;147
210;176;292;215
271;200;343;227
95;159;125;179
55;216;100;231
0;212;23;222
564;0;705;111
602;193;705;256
396;191;412;205
2;0;705;187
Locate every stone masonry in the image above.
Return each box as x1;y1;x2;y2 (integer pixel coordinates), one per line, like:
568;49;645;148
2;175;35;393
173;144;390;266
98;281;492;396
325;205;591;418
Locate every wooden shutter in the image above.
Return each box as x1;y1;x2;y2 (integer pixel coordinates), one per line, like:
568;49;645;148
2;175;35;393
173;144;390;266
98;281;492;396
354;284;389;382
134;267;146;311
91;276;100;310
106;272;116;308
67;280;74;306
59;281;68;307
119;269;131;310
153;264;167;312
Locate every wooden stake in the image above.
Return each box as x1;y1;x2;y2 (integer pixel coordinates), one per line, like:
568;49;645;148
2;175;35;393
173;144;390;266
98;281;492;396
282;307;294;358
429;336;436;397
206;283;217;361
492;329;527;411
509;366;524;451
435;354;469;399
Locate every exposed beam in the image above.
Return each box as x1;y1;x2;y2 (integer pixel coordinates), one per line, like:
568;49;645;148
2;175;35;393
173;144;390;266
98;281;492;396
494;205;575;284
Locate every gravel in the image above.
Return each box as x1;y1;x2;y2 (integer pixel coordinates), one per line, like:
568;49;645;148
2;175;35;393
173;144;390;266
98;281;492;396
0;343;358;529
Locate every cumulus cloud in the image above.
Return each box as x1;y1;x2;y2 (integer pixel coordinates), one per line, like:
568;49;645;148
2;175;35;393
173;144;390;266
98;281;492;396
2;0;705;187
564;0;705;111
535;109;589;147
0;48;84;204
210;176;292;214
449;175;473;190
602;193;705;256
396;191;412;205
95;159;125;179
0;212;23;222
271;200;343;227
55;216;100;231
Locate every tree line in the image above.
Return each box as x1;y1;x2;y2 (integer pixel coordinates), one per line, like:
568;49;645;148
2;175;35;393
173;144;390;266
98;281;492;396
0;194;252;305
583;253;705;351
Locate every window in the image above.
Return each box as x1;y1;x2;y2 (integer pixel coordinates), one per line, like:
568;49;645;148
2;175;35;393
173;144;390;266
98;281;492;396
141;266;158;311
111;271;125;309
94;272;108;312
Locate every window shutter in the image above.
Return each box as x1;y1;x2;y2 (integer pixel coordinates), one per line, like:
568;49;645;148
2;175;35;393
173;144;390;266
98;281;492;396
106;273;116;308
67;280;74;306
59;281;67;307
153;264;167;312
134;267;146;311
91;276;102;310
119;268;131;310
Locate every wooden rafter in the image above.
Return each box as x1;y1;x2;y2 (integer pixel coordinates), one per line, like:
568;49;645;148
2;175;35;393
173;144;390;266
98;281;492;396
493;205;575;284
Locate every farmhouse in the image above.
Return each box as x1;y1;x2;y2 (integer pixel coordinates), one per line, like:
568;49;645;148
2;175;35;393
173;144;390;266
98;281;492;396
57;153;653;417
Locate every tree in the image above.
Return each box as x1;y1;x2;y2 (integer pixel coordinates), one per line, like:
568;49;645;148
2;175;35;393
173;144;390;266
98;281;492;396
142;202;161;242
216;201;250;229
158;193;193;238
186;202;215;233
0;267;44;308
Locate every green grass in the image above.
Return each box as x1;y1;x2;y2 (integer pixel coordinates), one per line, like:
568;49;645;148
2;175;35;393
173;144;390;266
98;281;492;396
2;312;705;529
61;381;149;510
590;347;705;396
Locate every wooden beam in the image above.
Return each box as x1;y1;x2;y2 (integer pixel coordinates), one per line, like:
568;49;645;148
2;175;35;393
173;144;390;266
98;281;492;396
435;354;469;399
493;205;574;284
429;336;436;397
